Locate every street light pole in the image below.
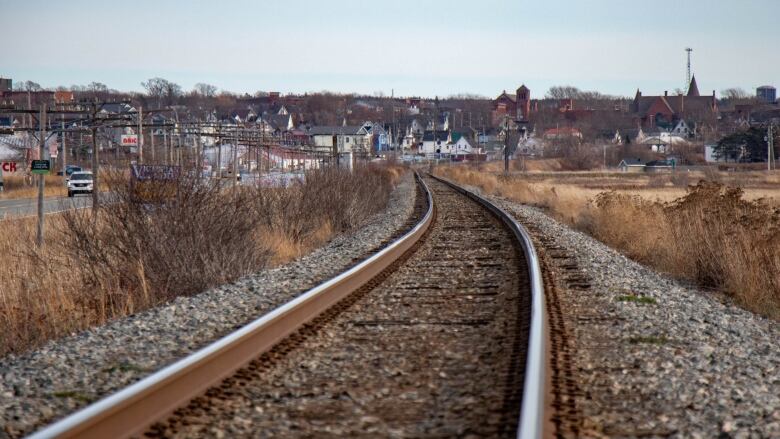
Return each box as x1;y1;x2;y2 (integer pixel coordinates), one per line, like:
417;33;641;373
36;104;47;247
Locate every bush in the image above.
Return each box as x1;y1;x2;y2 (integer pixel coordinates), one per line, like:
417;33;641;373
0;164;397;356
61;170;269;307
590;182;780;318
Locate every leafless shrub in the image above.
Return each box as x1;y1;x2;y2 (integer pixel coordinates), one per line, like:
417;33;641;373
591;182;780;318
668;172;691;187
557;143;601;171
60;168;269;307
0;164;398;356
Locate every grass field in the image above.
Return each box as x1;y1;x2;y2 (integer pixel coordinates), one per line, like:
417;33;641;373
0;165;402;356
436;161;780;319
0;175;67;199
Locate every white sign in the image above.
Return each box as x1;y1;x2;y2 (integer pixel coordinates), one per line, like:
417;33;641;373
121;134;138;147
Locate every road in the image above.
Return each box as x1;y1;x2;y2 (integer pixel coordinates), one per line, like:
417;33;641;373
0;195;93;218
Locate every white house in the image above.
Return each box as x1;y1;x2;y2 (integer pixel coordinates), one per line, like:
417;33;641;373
705;144;728;163
257;114;294;134
420;130;450;156
641;131;688;153
308;125;371;153
618;157;646;172
671;120;693;137
402;127;419;152
452;133;477;156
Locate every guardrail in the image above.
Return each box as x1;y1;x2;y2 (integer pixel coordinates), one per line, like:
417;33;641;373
29;173;434;439
429;174;548;439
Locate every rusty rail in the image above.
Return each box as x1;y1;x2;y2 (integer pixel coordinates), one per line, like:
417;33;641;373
30;172;547;439
29;173;434;439
430;174;548;439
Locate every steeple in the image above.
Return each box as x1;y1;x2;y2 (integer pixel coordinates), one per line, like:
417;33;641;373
687;74;700;97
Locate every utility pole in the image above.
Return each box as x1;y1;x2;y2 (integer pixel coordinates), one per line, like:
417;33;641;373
36;104;46;247
150;121;155;163
685;47;693;91
232;138;238;187
61;107;67;187
768;125;774;172
163;128;169;164
195;134;201;174
91;125;99;214
503;116;512;176
138;106;144;164
216;138;222;179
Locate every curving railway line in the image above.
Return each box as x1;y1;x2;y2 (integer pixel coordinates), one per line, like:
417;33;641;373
29;173;548;439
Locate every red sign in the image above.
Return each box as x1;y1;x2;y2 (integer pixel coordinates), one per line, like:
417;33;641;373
121;135;138;146
1;162;17;173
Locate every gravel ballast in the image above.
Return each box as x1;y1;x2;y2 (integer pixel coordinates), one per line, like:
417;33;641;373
0;172;417;438
149;176;530;438
489;196;780;438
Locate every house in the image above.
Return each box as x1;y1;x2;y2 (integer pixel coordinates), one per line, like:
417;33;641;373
401;127;419;152
451;132;477;156
0;133;29;164
632;75;718;128
518;136;544;155
705;144;727;163
645;159;675;173
618;157;646;172
54;91;74;104
258;113;294;134
543;127;583;142
307;125;371;153
492;84;535;125
99;102;136;116
640;136;670;153
640;131;688;153
671;119;693;137
420;130;450;156
361;122;391;152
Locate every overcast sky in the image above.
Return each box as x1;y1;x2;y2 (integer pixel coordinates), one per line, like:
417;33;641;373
1;0;778;98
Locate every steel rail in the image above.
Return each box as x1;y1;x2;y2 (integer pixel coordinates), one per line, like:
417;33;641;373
429;174;548;439
29;173;434;439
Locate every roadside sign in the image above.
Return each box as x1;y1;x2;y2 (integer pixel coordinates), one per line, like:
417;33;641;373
130;164;180;181
31;160;51;175
121;134;138;147
1;162;17;173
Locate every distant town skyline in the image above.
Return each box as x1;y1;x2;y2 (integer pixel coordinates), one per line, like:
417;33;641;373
1;0;778;98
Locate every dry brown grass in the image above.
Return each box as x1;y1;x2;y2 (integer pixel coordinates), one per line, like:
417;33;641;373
0;175;67;199
590;185;780;318
436;164;780;319
0;165;399;356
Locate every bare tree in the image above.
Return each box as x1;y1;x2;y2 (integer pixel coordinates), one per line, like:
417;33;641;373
721;87;750;100
87;82;108;93
141;77;182;107
17;80;43;92
545;85;582;100
194;83;218;98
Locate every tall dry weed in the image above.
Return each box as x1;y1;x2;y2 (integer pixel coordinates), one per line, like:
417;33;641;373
439;164;780;318
0;164;397;356
591;182;780;318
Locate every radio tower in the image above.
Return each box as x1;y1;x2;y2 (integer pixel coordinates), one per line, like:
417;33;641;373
685;47;693;89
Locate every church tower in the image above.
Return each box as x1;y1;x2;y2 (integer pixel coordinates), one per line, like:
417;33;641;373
687;75;700;97
516;84;531;121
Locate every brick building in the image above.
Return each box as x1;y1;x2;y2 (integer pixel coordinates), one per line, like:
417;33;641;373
492;84;536;125
632;75;718;128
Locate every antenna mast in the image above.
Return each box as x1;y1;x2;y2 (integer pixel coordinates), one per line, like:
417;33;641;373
685;47;693;90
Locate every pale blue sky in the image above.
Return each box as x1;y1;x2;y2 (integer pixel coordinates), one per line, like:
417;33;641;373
1;0;778;98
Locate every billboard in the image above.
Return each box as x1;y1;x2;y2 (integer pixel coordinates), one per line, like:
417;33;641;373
121;135;138;147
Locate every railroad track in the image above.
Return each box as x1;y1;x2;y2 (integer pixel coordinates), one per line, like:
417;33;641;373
30;173;547;439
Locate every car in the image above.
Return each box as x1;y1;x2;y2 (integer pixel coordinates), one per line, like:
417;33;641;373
59;165;82;178
67;171;93;197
